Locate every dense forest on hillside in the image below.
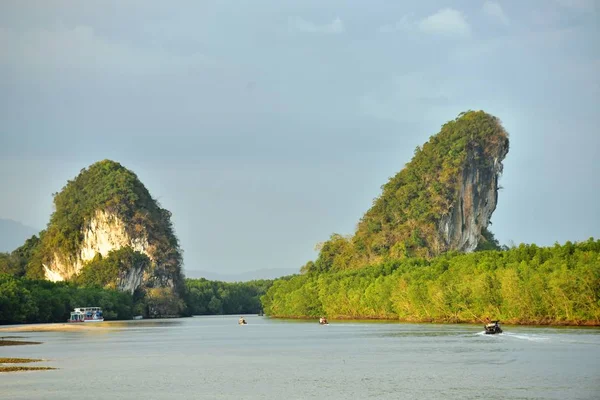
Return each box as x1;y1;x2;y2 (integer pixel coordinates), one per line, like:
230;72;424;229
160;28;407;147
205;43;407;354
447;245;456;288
303;111;509;274
262;240;600;325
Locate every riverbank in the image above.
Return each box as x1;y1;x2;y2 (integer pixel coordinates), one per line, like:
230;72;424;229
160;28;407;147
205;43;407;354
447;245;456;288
261;241;600;328
266;315;600;327
0;323;108;333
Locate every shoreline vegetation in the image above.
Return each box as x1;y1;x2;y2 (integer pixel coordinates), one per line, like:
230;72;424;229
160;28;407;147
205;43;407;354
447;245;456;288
262;240;600;327
0;272;273;325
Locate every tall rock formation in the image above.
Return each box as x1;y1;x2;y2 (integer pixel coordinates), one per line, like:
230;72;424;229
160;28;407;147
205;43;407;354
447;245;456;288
308;110;509;272
37;160;184;302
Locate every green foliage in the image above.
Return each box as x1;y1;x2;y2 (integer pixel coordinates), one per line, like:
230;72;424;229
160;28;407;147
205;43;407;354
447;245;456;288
262;239;600;325
0;235;44;278
75;247;151;289
0;253;20;276
311;234;353;273
313;111;509;271
0;274;133;324
184;278;274;315
475;228;501;251
145;287;187;317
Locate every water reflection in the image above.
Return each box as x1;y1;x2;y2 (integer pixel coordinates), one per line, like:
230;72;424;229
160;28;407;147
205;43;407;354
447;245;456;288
101;319;185;329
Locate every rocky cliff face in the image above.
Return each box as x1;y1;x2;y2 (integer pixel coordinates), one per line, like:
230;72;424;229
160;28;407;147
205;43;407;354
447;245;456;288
438;140;509;252
43;210;151;292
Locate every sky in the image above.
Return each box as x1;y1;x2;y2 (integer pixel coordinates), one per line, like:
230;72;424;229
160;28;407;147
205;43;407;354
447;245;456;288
0;0;598;277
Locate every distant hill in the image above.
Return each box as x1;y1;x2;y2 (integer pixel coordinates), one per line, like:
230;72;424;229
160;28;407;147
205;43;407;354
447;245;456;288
0;219;38;253
185;268;298;282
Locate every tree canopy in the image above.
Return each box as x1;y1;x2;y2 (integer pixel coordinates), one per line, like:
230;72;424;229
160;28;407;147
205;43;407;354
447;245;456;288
262;239;600;325
184;278;274;315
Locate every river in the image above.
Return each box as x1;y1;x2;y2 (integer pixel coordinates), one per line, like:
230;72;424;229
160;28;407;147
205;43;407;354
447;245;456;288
1;316;599;399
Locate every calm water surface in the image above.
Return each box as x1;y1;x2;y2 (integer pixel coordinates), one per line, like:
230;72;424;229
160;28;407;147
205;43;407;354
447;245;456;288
1;316;599;399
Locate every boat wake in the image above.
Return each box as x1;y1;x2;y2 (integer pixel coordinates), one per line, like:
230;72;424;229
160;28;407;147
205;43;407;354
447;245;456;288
502;332;550;342
475;331;550;342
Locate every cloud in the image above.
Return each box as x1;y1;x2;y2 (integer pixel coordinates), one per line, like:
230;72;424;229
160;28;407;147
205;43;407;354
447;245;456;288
288;16;344;34
554;0;596;10
379;8;470;37
0;25;213;76
483;1;510;25
418;8;471;37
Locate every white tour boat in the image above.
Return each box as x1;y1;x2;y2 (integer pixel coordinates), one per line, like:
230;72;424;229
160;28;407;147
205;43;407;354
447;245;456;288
68;307;104;323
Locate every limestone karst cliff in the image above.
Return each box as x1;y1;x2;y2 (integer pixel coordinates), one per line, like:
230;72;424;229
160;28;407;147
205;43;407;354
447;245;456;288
43;210;150;287
437;137;508;253
305;110;509;273
36;160;184;304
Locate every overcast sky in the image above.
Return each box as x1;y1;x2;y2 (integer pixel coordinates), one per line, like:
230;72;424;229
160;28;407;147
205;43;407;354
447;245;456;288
0;0;598;276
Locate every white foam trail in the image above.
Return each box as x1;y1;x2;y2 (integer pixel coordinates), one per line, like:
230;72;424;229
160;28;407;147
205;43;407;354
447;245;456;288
502;332;550;342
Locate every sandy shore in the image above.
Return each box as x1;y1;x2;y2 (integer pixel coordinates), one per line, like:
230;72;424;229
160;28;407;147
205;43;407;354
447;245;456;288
0;323;105;333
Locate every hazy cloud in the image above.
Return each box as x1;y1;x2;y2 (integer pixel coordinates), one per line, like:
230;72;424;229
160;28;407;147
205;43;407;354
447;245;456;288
380;8;470;37
418;8;471;37
289;16;344;34
0;25;213;76
483;1;510;25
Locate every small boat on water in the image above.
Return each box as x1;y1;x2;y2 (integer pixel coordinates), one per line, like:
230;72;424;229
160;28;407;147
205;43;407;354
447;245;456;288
319;317;329;325
68;307;104;323
238;316;247;325
484;320;502;334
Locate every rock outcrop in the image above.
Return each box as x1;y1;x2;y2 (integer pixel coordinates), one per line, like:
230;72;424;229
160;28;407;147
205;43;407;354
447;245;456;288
307;110;509;272
38;160;184;302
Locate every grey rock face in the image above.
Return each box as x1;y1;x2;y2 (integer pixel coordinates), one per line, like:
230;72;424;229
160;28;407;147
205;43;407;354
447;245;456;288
438;139;509;252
